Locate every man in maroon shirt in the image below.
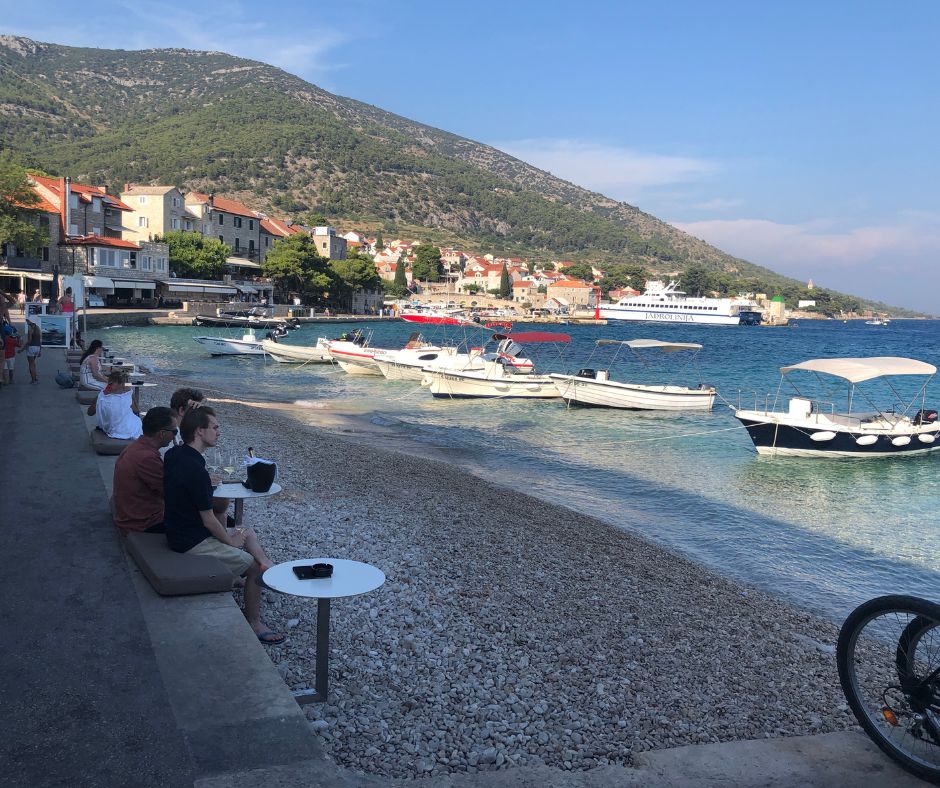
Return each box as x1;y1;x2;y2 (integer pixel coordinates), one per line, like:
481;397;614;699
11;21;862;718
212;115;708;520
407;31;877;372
112;407;178;536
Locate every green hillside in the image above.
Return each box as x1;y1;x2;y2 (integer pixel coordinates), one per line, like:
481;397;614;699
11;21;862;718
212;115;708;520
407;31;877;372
0;35;915;315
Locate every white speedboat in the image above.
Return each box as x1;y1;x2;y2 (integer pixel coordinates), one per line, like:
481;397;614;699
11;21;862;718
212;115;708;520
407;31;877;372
400;305;476;326
193;330;264;356
374;335;534;381
421;331;569;399
735;357;940;457
326;330;382;375
598;280;759;325
261;337;332;364
549;339;716;410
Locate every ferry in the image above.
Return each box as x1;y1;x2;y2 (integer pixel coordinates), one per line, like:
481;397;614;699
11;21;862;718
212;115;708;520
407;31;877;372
598;281;759;326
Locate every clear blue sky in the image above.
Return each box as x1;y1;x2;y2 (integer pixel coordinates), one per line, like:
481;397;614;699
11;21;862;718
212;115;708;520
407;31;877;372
5;1;939;311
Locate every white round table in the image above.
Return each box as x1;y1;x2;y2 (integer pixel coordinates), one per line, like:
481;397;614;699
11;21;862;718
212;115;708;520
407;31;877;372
214;481;282;525
263;558;385;704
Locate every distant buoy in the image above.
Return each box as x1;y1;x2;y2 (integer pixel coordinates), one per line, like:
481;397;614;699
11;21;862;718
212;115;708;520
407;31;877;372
855;434;878;446
810;431;837;442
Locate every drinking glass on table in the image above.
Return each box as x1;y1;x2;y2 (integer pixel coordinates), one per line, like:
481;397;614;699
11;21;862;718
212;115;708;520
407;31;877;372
222;452;238;482
205;447;222;478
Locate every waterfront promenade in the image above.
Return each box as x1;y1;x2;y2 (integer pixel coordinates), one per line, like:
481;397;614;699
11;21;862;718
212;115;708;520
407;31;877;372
0;346;926;787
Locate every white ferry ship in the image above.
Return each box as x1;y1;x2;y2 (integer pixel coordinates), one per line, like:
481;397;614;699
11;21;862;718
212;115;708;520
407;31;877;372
598;280;759;326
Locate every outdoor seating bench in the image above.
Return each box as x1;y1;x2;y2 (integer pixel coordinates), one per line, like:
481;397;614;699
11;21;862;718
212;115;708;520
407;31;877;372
125;533;234;596
90;429;133;455
77;389;98;405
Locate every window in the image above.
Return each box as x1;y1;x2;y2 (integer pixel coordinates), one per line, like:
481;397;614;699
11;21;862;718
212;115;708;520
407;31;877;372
95;248;116;267
70;194;79;209
171;218;180;230
124;251;136;269
234;238;240;251
138;196;147;204
249;239;255;252
184;220;192;231
219;235;224;244
138;216;148;228
156;257;166;272
91;197;102;213
92;227;100;236
172;196;181;208
141;255;151;271
234;217;243;228
203;224;210;234
42;247;49;262
265;236;270;247
249;219;254;231
68;223;79;236
218;214;224;225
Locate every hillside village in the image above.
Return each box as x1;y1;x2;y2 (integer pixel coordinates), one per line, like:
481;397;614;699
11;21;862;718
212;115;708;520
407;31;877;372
1;175;827;321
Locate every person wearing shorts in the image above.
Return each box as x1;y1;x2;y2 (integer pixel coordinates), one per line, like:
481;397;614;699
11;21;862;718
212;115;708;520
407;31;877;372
163;406;284;645
3;324;19;384
20;319;41;383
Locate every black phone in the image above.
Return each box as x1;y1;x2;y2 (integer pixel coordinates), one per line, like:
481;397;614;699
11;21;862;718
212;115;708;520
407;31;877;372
293;563;332;580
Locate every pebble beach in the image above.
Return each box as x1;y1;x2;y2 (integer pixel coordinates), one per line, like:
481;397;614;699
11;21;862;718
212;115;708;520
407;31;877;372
147;374;857;779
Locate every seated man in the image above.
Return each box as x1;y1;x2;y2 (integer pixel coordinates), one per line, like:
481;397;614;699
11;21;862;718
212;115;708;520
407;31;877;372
164;407;284;645
95;370;143;439
168;387;231;525
112;407;177;536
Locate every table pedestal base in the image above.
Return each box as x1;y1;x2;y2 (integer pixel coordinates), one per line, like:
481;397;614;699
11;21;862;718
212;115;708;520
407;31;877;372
292;598;331;705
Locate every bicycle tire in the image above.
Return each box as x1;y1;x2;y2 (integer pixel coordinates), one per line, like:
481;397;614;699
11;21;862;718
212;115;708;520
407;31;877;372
837;594;940;784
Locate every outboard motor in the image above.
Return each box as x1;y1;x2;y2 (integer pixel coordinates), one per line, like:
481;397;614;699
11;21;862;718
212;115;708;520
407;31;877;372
914;409;938;425
576;368;597;379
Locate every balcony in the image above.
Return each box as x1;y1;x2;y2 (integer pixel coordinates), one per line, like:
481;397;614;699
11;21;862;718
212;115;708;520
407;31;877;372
1;254;44;271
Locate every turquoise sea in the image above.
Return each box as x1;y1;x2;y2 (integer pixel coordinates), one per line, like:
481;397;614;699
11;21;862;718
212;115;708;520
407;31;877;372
103;317;940;620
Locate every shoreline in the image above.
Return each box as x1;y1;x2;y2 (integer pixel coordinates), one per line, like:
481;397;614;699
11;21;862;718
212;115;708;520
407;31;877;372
146;372;855;778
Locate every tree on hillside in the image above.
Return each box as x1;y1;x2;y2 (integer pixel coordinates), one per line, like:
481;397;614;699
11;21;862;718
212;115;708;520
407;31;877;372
261;233;332;303
374;233;385;252
681;265;713;297
383;253;409;298
304;211;328;227
161;230;229;279
330;250;383;311
498;264;511;299
0;159;47;256
598;264;648;295
563;262;595;282
411;243;442;282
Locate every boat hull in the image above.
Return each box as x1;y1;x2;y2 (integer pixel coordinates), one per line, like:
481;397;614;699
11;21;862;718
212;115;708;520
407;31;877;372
401;314;474;326
261;338;332;363
735;413;940;457
424;370;560;399
193;337;265;355
193;315;291;329
550;374;715;410
597;306;740;325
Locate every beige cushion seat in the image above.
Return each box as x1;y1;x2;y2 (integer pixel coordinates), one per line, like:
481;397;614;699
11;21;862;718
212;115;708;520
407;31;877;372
90;428;133;455
77;389;98;405
125;533;234;595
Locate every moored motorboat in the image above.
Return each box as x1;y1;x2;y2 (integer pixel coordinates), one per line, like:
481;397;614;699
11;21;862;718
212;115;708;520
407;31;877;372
326;330;383;375
400;305;476;326
261;337;332;363
421;331;568;399
735;357;940;457
374;334;534;381
193;330;265;356
549;339;715;410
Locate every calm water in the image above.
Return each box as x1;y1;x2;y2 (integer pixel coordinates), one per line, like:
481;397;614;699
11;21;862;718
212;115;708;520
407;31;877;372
103;317;940;620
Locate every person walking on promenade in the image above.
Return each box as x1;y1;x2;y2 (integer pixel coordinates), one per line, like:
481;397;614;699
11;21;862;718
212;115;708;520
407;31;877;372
19;318;41;384
112;407;178;536
79;340;108;390
164;407;284;644
16;291;25;312
3;324;21;384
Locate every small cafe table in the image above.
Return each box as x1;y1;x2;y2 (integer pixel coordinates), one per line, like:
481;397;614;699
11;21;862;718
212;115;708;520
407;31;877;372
214;481;282;525
262;558;385;704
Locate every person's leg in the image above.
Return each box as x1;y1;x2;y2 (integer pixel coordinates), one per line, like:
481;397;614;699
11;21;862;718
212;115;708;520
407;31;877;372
27;355;37;382
239;527;273;571
242;561;282;641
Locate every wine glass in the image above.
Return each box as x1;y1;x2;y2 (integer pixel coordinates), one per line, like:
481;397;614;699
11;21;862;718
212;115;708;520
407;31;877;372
205;447;222;477
222;452;238;482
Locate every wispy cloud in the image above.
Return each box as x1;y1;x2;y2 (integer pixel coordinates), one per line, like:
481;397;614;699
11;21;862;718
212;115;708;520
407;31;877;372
6;2;351;83
491;138;718;203
671;214;940;311
690;197;743;212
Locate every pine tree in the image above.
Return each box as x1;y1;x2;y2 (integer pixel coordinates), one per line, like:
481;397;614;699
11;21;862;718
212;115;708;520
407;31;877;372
498;263;511;299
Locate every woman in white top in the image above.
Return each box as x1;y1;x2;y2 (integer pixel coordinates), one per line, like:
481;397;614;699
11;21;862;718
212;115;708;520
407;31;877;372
79;340;108;390
95;370;143;440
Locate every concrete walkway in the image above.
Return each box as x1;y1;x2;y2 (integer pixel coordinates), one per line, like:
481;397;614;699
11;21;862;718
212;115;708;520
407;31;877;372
0;346;929;787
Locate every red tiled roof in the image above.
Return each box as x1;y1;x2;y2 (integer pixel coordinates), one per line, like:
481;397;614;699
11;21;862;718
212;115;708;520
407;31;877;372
9;192;58;214
62;234;140;249
548;278;591;288
30;175;133;211
512;280;534;288
209;195;256;218
260;217;299;237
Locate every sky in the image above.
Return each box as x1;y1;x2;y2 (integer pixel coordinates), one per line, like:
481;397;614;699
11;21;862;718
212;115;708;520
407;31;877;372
3;1;939;312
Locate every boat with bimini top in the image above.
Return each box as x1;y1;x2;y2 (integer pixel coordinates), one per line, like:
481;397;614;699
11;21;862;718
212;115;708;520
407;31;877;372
549;339;716;410
735;357;940;457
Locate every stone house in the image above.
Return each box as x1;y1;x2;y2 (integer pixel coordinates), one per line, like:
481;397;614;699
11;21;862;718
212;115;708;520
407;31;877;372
547;278;595;307
120;185;190;241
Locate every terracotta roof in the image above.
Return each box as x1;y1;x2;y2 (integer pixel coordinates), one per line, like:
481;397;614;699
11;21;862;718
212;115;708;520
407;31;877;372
209;195;256;218
31;175;133;211
62;234;140;250
9;192;58;214
260;217;299;237
121;185;177;196
512;281;534;288
548;278;592;288
186;191;211;203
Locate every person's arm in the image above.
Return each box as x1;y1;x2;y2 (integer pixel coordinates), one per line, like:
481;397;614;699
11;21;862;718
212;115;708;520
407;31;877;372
137;451;164;496
131;386;140;415
198;509;246;547
90;355;108;383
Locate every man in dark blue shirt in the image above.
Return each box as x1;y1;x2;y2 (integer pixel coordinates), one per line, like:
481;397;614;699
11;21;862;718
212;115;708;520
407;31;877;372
164;406;284;645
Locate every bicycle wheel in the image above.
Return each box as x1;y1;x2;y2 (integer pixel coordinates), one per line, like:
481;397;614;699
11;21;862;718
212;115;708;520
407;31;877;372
837;595;940;784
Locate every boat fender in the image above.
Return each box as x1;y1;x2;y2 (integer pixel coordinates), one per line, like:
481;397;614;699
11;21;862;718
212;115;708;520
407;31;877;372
891;435;912;447
809;431;837;442
576;368;597;379
854;434;878;446
918;433;936;444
